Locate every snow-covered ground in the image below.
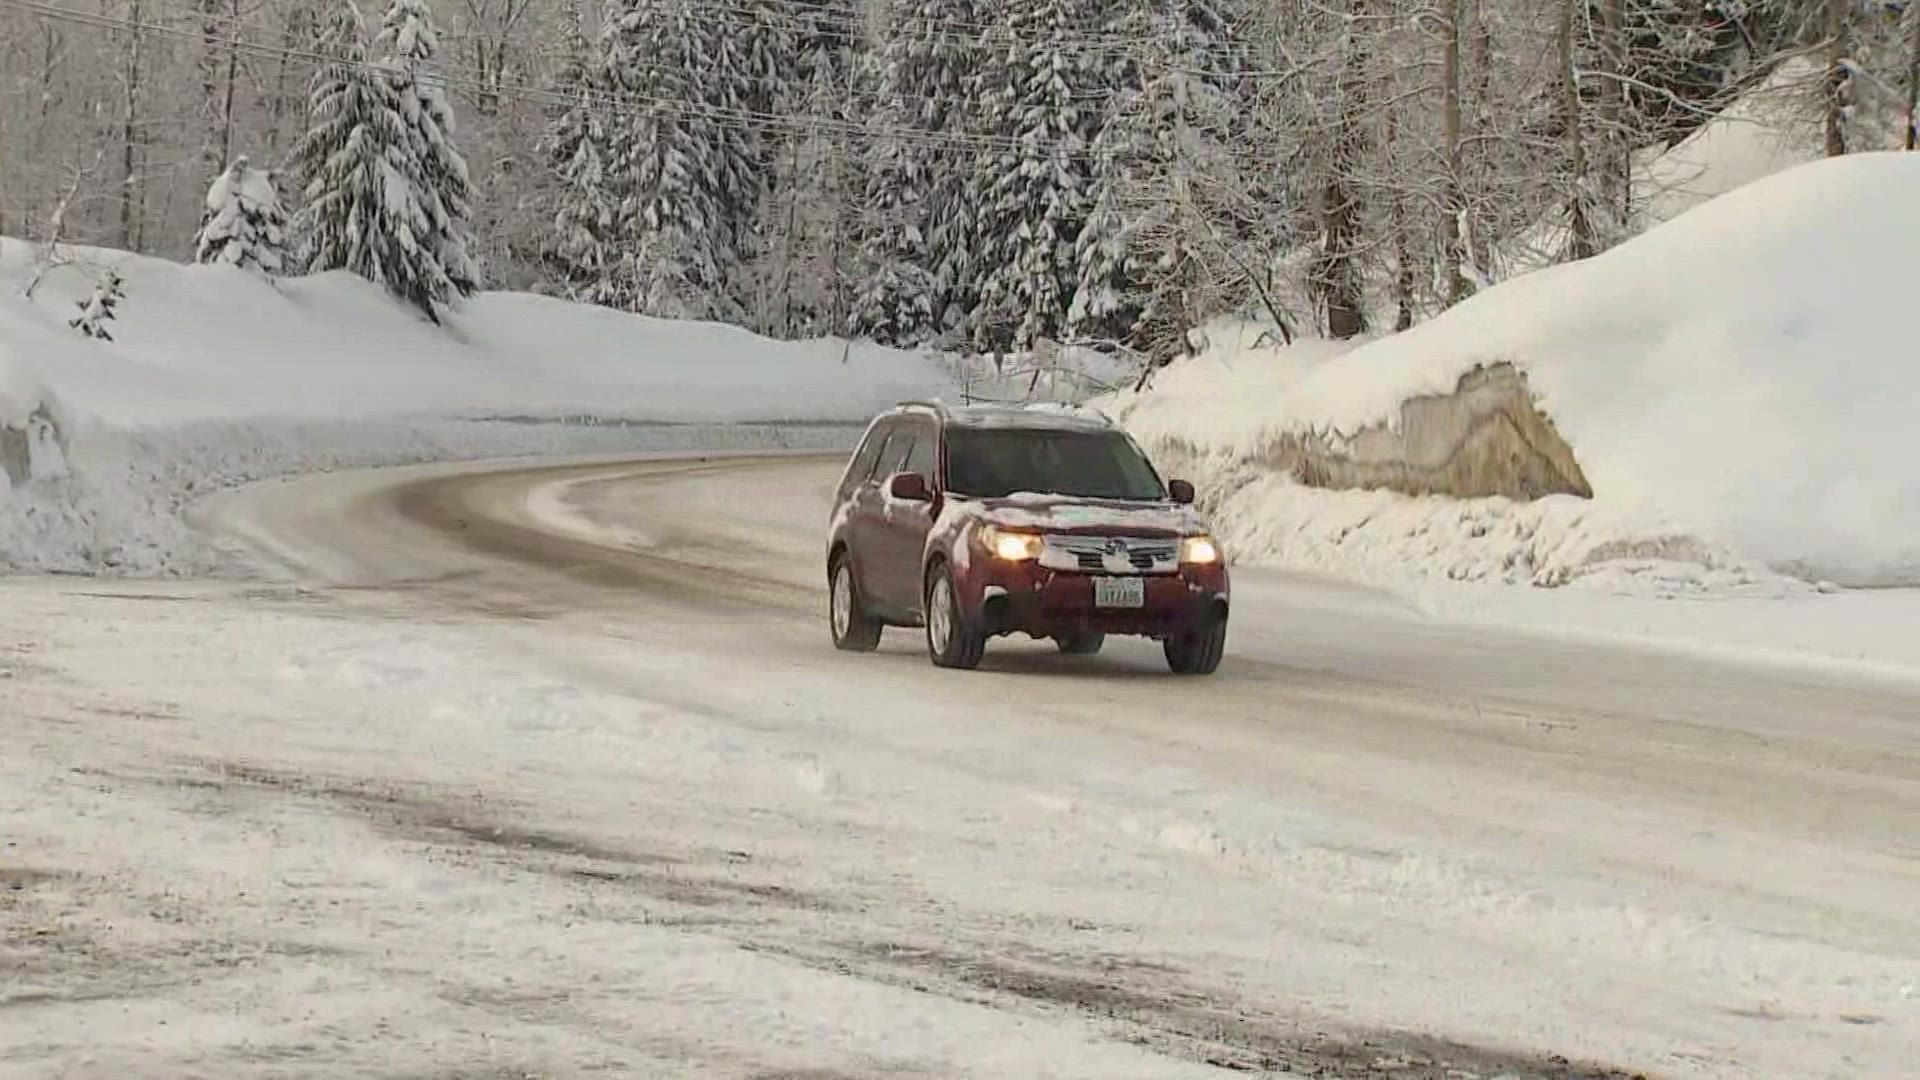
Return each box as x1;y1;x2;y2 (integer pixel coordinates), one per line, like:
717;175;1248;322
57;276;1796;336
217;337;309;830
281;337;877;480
0;239;953;428
7;452;1915;1080
0;238;967;573
1108;154;1920;592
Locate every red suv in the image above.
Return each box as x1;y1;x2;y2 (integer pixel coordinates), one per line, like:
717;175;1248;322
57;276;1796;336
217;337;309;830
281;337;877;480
825;402;1229;674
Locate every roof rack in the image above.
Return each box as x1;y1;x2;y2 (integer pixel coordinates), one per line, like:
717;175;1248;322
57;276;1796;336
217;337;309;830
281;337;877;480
891;399;1116;432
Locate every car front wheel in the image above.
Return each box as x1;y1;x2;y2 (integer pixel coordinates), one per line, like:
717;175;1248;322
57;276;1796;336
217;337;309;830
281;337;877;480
829;555;882;652
1164;611;1227;675
925;564;986;670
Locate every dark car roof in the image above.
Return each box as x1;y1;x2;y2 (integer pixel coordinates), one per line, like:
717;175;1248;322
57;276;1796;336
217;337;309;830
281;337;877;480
892;400;1115;434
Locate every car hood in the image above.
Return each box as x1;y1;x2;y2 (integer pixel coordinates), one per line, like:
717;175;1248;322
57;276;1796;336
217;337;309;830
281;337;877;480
966;493;1207;537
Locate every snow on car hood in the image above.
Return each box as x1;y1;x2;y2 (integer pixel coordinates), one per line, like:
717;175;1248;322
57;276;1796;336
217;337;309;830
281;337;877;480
967;493;1207;536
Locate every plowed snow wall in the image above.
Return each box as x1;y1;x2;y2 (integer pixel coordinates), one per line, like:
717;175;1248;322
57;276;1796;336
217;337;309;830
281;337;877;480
1233;363;1589;501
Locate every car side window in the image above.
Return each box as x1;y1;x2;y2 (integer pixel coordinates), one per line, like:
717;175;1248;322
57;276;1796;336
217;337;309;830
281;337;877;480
880;429;918;479
865;425;903;483
843;421;892;495
902;424;937;479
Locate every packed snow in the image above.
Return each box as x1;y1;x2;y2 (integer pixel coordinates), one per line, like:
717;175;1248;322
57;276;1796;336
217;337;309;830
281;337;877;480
1630;57;1832;231
8;452;1898;1078
0;237;962;573
1109;153;1920;591
0;239;950;428
0;337;52;430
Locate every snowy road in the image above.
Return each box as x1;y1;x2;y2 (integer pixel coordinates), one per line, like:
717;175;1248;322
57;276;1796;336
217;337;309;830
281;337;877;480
4;453;1916;1079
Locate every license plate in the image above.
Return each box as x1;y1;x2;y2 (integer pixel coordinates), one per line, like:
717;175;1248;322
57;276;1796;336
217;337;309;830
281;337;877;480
1093;576;1145;609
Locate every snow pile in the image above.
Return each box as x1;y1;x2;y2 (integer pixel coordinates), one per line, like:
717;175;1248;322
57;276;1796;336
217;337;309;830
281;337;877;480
0;239;950;428
1503;57;1899;280
1111;153;1920;590
0;338;69;499
0;238;952;574
1196;458;1803;596
0;338;47;430
1104;324;1361;453
1630;57;1827;231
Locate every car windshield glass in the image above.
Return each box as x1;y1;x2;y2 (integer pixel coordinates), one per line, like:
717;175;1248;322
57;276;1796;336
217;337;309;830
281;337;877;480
945;429;1165;501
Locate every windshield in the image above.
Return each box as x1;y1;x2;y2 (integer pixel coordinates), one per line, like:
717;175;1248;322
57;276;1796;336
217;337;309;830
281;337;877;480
944;428;1166;501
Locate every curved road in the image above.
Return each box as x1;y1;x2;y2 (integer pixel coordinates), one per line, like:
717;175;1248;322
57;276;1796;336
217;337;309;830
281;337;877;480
10;451;1912;1079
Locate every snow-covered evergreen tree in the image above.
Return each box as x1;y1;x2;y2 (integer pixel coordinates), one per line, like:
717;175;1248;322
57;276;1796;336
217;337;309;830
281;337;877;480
967;0;1105;353
749;0;858;338
194;157;290;276
849;53;937;344
570;0;767;319
850;0;985;344
718;1;793;322
1066;153;1139;346
1080;0;1255;358
70;269;125;341
373;0;479;299
544;1;619;301
290;0;476;322
290;5;391;281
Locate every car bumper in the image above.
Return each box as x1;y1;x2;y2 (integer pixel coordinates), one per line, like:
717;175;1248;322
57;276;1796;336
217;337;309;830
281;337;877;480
968;562;1229;640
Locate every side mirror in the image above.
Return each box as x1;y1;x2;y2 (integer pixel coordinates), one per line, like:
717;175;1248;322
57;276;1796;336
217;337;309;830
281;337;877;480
888;472;933;502
1168;479;1196;505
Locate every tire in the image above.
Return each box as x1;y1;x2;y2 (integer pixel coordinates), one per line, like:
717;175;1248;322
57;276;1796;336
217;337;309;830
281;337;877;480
829;553;882;652
925;563;986;670
1164;611;1227;675
1055;631;1106;656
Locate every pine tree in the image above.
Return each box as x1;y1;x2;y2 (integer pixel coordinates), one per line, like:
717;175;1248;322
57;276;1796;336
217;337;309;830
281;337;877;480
549;85;620;304
1085;0;1254;358
290;5;397;285
1066;154;1139;346
194;156;290;277
1068;4;1151;347
850;49;937;344
850;0;986;344
290;0;476;323
581;0;765;319
545;1;619;300
750;1;859;338
709;1;783;297
373;0;479;298
969;0;1109;353
70;270;125;341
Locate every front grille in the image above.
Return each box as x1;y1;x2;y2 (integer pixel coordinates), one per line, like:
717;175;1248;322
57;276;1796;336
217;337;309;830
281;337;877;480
1046;535;1178;574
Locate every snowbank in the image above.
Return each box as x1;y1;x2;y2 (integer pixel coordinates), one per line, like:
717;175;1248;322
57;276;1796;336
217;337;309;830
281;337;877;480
0;338;69;497
1630;58;1827;231
0;238;953;574
1200;462;1801;596
1102;324;1360;453
0;239;950;428
0;339;46;432
1112;153;1920;589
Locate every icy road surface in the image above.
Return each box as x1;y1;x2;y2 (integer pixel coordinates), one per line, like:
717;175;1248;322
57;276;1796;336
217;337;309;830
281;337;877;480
3;453;1915;1079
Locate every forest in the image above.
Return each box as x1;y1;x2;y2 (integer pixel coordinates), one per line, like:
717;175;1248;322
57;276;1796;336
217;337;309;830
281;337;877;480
2;0;1915;358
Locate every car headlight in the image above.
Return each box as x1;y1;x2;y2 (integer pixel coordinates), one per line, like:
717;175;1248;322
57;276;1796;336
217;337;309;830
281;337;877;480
979;525;1043;562
1181;535;1222;565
